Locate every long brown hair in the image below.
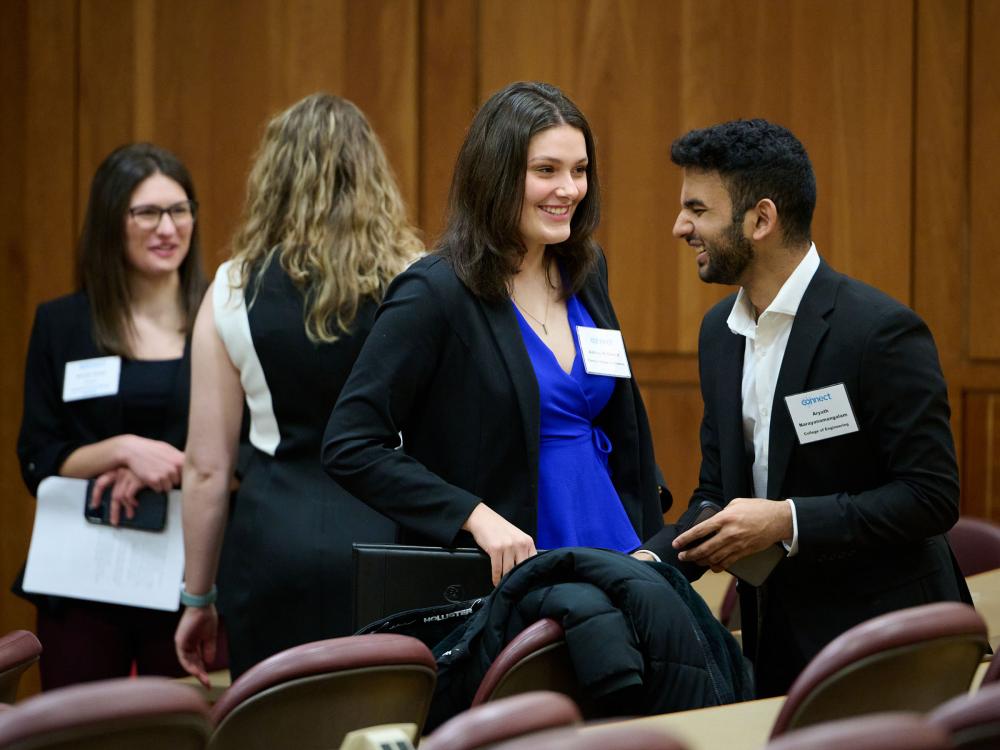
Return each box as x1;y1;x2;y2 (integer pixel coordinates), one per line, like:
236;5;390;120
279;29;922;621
436;81;601;301
230;93;423;342
77;143;205;356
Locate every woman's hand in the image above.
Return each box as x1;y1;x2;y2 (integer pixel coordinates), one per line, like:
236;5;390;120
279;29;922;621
117;435;184;492
89;467;144;526
174;604;218;689
462;503;537;586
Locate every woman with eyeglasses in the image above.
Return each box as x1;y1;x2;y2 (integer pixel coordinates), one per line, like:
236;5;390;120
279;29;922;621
16;142;205;688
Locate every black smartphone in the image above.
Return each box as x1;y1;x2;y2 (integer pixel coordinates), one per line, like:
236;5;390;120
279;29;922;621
83;480;168;532
680;499;783;586
680;500;722;550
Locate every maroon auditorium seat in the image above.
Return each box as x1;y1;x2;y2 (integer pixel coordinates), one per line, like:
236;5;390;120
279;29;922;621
0;630;42;704
765;713;950;750
421;691;581;750
0;676;210;749
947;516;1000;576
208;634;436;750
928;681;1000;749
769;601;988;738
471;618;585;710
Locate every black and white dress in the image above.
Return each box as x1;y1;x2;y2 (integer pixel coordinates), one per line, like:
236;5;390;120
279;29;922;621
213;258;396;677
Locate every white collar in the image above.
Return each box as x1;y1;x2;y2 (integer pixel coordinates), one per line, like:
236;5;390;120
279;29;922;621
727;244;820;338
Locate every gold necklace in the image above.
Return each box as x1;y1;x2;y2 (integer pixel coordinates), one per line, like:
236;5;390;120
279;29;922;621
513;294;549;335
512;257;554;335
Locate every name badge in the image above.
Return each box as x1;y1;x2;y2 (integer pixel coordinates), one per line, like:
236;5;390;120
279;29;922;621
784;383;859;444
576;326;632;379
63;356;122;402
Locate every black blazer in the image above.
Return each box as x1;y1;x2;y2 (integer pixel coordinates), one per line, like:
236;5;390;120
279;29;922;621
17;292;191;496
649;260;970;686
323;253;669;551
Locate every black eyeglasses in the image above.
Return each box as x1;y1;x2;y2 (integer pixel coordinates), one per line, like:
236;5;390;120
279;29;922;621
128;200;198;230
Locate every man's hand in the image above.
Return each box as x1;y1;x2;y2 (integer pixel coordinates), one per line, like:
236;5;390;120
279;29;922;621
463;503;536;586
672;498;791;571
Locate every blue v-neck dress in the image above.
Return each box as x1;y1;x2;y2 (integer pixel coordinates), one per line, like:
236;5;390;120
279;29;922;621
513;294;641;552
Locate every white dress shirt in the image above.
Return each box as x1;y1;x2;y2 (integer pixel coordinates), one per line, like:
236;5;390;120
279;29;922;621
726;245;820;555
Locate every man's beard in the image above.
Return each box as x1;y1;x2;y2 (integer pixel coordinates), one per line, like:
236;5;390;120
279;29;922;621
700;220;754;285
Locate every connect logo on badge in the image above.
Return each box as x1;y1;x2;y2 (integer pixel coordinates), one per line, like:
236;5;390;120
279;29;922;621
801;393;833;406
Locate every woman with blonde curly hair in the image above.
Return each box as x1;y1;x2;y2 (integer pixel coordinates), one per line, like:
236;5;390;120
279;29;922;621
174;93;422;683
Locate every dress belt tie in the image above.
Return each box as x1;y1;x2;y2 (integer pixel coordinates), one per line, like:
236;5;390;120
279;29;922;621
592;426;612;466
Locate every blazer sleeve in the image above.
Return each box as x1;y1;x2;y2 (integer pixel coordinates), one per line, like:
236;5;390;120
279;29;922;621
322;266;483;544
641;312;726;575
792;305;960;558
17;304;85;496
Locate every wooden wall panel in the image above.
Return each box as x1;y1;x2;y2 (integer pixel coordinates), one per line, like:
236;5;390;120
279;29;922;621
346;0;419;215
24;2;78;306
962;392;1000;519
0;0;33;699
913;0;968;463
969;0;1000;360
419;0;477;239
641;384;705;524
78;1;137;218
3;0;79;700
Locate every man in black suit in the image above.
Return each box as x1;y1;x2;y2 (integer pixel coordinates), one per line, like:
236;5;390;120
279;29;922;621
649;119;971;697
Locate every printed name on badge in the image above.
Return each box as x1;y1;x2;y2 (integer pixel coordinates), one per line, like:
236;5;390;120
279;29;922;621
576;325;632;379
784;383;859;445
63;356;122;402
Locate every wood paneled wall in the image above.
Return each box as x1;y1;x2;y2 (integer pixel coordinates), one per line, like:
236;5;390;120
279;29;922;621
3;0;998;696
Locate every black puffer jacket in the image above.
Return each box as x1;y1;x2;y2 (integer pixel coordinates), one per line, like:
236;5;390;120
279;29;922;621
427;548;752;728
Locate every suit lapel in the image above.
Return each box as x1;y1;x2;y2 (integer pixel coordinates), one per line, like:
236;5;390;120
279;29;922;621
766;261;838;499
717;326;751;500
479;297;541;481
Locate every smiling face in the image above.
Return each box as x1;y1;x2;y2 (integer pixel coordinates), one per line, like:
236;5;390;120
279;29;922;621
517;124;589;256
124;173;193;280
673;168;754;285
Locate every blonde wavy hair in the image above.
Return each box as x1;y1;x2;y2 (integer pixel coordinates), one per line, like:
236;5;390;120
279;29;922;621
231;93;422;342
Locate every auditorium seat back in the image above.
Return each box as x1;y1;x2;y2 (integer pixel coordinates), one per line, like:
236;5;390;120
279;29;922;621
769;601;988;737
208;634;436;750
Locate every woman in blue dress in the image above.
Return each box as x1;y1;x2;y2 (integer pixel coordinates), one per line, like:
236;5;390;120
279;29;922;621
325;81;671;585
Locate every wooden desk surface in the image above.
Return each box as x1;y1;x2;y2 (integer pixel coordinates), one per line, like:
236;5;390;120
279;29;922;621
967;568;1000;639
584;696;785;750
174;669;231;704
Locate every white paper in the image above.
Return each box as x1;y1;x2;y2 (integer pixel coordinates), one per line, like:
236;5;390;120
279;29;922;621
576;325;632;378
784;383;860;445
63;356;121;402
23;477;183;611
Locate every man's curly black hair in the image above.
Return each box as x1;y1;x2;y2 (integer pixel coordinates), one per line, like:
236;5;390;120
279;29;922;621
670;119;816;246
